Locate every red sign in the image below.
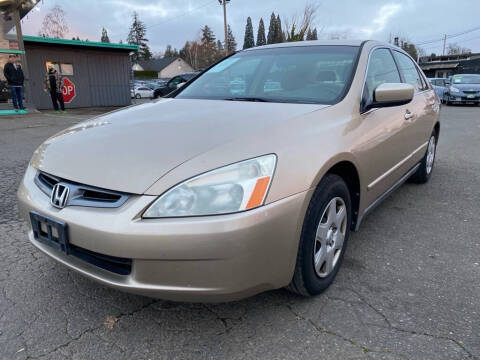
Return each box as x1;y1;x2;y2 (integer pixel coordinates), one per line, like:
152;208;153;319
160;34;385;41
62;78;76;103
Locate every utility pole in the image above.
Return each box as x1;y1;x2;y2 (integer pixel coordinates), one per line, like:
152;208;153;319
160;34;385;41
13;1;32;106
219;0;229;55
442;34;447;56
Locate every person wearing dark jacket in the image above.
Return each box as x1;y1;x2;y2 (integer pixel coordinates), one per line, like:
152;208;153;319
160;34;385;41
44;65;65;113
3;54;25;111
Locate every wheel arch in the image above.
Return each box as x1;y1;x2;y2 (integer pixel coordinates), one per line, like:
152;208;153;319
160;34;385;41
434;121;440;139
309;155;362;231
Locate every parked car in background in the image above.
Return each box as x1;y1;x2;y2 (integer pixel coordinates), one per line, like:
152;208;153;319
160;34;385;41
428;78;448;103
153;72;200;98
444;74;480;105
132;86;154;99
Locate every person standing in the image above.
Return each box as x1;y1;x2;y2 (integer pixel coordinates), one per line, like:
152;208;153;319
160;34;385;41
3;54;25;111
44;64;65;113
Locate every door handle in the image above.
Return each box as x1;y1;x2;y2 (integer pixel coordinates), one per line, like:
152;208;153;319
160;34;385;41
404;110;415;120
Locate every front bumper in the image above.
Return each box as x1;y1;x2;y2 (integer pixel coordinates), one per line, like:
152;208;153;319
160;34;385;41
447;93;480;103
17;166;309;302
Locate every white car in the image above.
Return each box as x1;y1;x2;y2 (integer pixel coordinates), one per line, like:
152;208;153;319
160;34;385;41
132;86;154;99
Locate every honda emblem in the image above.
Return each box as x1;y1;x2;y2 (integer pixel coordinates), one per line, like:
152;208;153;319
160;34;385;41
50;183;70;209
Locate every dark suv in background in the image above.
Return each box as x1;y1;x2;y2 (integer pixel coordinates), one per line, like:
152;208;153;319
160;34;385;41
444;74;480;105
153;72;200;98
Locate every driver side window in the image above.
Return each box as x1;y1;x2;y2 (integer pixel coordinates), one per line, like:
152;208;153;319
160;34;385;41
169;76;182;88
363;48;401;107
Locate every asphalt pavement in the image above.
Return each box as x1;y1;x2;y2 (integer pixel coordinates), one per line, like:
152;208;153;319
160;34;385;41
0;104;479;359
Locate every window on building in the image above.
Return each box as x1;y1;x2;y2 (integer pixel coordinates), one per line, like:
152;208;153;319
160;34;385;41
45;62;74;75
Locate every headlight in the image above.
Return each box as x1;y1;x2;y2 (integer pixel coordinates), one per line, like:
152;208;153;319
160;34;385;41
450;86;460;93
143;154;277;218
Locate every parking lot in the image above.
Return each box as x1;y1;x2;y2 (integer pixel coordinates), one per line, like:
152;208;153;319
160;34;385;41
0;105;479;359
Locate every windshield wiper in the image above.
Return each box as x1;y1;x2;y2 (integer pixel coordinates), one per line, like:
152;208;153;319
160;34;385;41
223;97;271;102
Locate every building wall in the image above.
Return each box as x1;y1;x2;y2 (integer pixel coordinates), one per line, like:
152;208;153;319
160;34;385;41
159;58;193;78
25;44;132;109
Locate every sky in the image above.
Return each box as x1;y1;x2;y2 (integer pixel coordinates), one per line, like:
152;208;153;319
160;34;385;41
19;0;480;56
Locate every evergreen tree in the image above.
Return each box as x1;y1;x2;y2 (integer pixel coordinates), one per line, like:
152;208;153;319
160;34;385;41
201;25;216;45
243;17;255;49
127;12;151;62
311;28;318;40
306;28;312;41
216;40;224;52
256;18;266;46
164;45;179;58
101;27;110;43
200;25;217;67
274;15;284;43
226;25;237;54
267;12;276;44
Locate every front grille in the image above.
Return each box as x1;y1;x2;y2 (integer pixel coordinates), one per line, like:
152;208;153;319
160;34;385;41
35;171;129;208
69;244;132;275
462;90;478;94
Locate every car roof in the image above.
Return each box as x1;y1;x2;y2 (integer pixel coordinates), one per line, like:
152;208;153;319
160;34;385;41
242;39;366;52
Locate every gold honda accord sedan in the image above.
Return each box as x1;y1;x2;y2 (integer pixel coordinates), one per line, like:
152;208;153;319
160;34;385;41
18;40;440;302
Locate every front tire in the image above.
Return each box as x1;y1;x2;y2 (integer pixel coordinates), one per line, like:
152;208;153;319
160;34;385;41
410;130;437;184
287;174;351;296
135;94;141;99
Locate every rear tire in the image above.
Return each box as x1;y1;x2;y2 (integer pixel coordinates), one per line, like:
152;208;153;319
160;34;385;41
410;130;437;184
287;174;351;296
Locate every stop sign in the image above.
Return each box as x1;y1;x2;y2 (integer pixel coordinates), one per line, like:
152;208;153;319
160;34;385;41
62;78;76;103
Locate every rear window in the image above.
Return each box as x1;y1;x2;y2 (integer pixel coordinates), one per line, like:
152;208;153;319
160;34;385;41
175;45;360;105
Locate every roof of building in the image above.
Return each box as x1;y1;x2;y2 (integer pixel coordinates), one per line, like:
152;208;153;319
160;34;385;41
22;35;139;51
136;57;180;72
419;52;480;65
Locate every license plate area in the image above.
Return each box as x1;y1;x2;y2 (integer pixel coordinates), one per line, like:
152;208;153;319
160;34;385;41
30;211;70;254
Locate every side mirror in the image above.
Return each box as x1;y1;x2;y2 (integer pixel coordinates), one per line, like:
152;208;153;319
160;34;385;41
365;83;414;111
176;82;186;89
444;81;450;86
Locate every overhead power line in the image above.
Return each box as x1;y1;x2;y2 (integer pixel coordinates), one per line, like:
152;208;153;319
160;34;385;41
415;25;480;46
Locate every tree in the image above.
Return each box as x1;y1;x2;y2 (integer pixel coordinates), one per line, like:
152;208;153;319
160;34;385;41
284;4;317;42
38;5;69;38
447;43;472;55
127;12;152;62
101;27;110;43
306;28;312;40
199;25;218;67
275;15;284;43
311;28;318;40
216;40;224;52
243;17;255;49
257;18;266;46
226;25;237;54
267;12;276;44
180;41;200;70
164;45;179;58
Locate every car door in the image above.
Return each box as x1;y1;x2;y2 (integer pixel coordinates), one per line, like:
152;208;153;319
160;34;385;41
392;50;437;167
356;47;416;205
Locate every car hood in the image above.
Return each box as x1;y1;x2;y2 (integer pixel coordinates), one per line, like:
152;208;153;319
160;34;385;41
450;83;480;91
31;99;325;194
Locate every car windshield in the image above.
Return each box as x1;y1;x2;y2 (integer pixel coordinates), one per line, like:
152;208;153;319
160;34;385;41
175;45;360;105
452;75;480;84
